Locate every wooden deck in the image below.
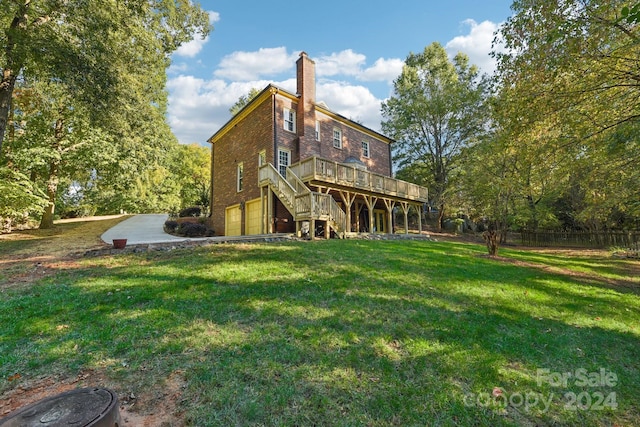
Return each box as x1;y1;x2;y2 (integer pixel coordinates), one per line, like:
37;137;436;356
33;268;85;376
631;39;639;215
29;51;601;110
258;157;428;237
289;156;428;203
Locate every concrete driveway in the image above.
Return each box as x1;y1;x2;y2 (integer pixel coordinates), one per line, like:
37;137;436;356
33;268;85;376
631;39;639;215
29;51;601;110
100;214;195;245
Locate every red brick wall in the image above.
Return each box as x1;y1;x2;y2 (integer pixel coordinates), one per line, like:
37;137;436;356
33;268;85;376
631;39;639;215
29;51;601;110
211;98;274;235
274;95;301;163
210;89;393;235
312;111;391;176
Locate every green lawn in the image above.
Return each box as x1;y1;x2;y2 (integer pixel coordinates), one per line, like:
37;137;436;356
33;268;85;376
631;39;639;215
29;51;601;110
1;239;638;426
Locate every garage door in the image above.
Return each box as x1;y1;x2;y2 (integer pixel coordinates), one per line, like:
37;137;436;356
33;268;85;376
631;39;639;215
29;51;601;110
245;198;262;235
225;205;242;236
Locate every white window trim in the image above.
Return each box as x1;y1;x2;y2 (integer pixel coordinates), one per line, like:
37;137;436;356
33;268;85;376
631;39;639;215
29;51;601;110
237;162;244;192
362;141;370;158
278;147;290;177
284;108;296;133
333;128;342;149
315;120;321;141
258;150;266;167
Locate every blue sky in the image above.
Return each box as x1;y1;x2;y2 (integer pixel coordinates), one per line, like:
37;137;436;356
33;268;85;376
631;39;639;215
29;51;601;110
167;1;514;145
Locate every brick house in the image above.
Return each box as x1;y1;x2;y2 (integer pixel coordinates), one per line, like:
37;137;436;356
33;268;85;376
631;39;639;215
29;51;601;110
207;52;427;237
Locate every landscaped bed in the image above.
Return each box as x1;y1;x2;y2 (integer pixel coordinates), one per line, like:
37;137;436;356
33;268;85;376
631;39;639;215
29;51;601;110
0;219;638;426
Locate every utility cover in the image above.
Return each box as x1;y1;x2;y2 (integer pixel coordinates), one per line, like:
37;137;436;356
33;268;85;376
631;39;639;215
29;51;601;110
0;388;121;427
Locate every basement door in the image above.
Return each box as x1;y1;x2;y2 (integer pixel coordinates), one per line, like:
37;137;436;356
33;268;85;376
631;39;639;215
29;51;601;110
373;209;387;233
225;204;242;236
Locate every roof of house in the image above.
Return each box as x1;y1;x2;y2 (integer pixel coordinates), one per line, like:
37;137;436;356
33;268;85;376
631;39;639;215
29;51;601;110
207;84;394;145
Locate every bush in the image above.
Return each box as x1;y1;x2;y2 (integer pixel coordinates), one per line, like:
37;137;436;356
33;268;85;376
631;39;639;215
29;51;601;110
178;222;208;237
61;204;97;219
164;220;179;233
179;206;202;217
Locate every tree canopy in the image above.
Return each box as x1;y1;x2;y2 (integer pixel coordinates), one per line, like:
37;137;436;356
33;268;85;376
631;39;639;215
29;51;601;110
0;0;211;229
382;42;488;229
0;0;210;156
487;0;640;230
385;3;640;240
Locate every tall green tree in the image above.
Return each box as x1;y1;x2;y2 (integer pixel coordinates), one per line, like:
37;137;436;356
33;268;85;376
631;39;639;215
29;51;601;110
0;0;210;156
381;42;487;230
7;81;102;228
168;143;212;210
494;0;640;230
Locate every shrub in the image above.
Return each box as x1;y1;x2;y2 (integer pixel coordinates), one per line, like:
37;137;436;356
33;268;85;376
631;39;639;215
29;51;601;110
179;206;201;217
61;204;97;219
178;222;208;237
164;220;179;233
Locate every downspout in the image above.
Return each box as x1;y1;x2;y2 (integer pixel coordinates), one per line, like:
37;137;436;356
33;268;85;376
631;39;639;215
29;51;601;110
273;89;278;164
209;142;214;218
271;89;278;233
388;142;393;176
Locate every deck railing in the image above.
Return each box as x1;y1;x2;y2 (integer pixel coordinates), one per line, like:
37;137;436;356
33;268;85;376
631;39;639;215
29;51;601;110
259;163;346;231
289;156;428;202
258;163;297;215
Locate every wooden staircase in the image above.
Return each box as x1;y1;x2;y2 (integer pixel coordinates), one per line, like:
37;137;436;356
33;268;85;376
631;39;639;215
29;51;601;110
259;163;346;237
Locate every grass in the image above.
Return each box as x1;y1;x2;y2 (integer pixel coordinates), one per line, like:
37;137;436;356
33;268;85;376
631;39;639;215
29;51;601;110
1;225;639;426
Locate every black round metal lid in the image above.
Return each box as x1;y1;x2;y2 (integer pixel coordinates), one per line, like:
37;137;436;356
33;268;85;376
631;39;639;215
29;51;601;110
0;388;119;427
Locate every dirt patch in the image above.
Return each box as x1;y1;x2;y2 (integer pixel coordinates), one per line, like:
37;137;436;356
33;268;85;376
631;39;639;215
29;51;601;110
0;370;186;426
0;215;128;291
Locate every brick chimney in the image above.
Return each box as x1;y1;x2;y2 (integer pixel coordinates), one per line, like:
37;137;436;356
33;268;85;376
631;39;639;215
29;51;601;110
296;52;316;140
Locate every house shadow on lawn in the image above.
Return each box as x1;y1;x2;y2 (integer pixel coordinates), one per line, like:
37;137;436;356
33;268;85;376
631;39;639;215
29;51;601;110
1;240;638;426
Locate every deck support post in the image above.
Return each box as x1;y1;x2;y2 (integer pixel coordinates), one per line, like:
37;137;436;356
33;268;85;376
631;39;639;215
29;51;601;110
383;199;395;235
400;202;410;234
362;195;377;233
339;191;356;233
260;186;265;234
267;187;273;234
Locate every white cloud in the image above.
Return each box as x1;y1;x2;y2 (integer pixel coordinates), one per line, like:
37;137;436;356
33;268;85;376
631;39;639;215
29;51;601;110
208;11;221;24
214;47;297;81
316;50;402;83
316;50;366;77
317;81;382;131
359;58;404;82
167;75;272;144
168;62;190;74
175;35;210;58
445;19;503;75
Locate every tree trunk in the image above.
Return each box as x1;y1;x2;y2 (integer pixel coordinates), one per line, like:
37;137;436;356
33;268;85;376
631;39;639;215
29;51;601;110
526;194;539;231
437;203;445;231
483;228;499;256
0;5;29;157
0;68;17;157
483;221;500;256
39;116;64;229
39;157;60;229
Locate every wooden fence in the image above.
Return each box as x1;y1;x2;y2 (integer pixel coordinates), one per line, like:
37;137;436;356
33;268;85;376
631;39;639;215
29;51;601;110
520;230;640;249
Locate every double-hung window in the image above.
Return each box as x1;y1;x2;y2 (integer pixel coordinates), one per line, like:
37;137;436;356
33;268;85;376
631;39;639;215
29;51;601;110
284;108;296;133
315;120;321;141
333;128;342;149
278;148;290;177
362;141;370;158
237;162;244;192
